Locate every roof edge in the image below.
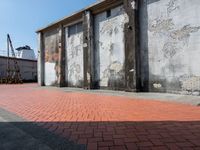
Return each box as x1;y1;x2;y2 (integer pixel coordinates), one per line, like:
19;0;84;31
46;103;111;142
36;0;107;33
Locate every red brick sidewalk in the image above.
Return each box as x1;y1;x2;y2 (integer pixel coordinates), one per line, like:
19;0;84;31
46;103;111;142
0;84;200;150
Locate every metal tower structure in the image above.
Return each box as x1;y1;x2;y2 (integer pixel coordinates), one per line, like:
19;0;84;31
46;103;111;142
0;34;23;84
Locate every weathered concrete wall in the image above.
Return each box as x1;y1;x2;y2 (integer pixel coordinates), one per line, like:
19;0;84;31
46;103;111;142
0;56;37;81
140;0;200;95
57;25;66;87
124;0;141;92
38;0;200;95
65;25;84;87
44;28;59;86
94;5;129;90
83;11;94;89
37;32;44;86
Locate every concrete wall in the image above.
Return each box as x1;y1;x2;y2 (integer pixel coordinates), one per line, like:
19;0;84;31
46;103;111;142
65;24;84;87
38;0;200;96
140;0;200;95
44;28;59;86
94;5;129;90
37;33;44;86
0;56;37;81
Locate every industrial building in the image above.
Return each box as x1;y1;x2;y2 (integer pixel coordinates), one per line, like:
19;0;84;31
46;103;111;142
0;56;37;82
37;0;200;95
0;40;37;82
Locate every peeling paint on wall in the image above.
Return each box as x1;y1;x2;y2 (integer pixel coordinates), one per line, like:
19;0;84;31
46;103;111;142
94;5;128;89
38;0;200;95
44;29;59;86
131;1;136;9
181;76;200;95
65;25;84;87
141;0;200;94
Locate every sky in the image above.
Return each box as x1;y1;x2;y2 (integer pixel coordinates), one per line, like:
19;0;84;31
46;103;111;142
0;0;96;57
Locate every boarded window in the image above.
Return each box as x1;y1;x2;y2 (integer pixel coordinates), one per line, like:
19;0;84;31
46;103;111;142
68;22;83;37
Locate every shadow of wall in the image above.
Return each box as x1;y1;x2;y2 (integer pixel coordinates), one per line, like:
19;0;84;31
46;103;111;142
1;108;199;150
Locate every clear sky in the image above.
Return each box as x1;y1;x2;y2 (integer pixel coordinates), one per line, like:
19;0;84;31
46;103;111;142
0;0;96;56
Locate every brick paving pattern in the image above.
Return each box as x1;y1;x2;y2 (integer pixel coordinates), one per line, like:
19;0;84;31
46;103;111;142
0;84;200;150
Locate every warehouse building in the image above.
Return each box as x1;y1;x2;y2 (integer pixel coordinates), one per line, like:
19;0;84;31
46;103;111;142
0;56;37;82
37;0;200;95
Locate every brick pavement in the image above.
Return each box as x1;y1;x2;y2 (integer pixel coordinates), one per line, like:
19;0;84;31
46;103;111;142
0;84;200;150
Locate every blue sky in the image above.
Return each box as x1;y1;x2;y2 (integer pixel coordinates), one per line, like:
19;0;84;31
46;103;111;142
0;0;96;56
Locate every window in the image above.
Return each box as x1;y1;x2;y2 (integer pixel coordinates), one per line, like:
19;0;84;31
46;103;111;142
77;22;83;33
68;25;76;37
68;22;83;37
106;9;111;18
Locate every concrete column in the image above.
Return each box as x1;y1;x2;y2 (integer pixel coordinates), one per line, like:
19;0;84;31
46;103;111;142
57;25;66;87
83;10;94;89
37;32;45;86
124;0;141;92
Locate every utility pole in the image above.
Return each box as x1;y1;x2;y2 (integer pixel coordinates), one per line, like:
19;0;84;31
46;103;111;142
7;34;11;82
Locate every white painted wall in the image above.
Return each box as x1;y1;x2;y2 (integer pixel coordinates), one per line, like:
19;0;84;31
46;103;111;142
141;0;200;94
44;62;57;86
94;5;128;88
65;26;84;87
17;49;36;60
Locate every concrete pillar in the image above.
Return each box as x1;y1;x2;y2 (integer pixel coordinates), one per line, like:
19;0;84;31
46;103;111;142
57;25;66;87
124;0;141;92
37;32;45;86
83;10;94;89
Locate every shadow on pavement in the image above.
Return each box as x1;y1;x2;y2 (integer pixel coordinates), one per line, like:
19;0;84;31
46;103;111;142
0;108;200;150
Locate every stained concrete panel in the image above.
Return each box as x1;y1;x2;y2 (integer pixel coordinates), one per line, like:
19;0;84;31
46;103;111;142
140;0;200;95
94;5;128;89
44;29;59;86
65;25;84;87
